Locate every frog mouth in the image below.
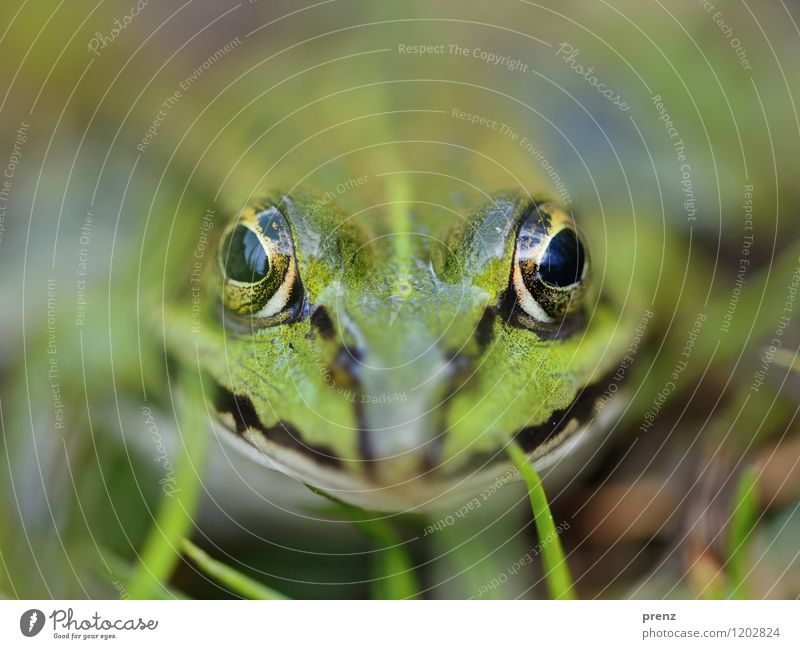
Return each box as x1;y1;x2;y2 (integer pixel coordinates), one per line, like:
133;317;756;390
210;370;621;512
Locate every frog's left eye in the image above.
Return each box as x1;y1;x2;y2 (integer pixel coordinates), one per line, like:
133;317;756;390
218;205;302;323
510;202;590;330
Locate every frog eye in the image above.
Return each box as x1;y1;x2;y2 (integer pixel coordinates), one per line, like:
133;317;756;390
218;205;301;322
510;202;589;329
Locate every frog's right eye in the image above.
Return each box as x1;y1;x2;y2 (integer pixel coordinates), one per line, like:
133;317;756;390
218;205;302;323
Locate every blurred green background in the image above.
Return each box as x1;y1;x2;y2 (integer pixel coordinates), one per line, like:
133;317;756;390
1;0;799;599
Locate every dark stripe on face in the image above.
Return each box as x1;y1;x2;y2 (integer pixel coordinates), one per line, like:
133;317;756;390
319;342;377;472
497;284;587;340
421;350;472;471
454;368;619;475
214;385;342;468
474;306;496;350
513;378;606;452
310;305;336;340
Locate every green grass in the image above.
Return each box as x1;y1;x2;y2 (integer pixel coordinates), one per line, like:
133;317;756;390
306;485;420;599
182;539;289;599
727;467;759;599
506;440;577;599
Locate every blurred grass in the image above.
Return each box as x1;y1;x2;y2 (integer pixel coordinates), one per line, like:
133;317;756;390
306;486;420;600
727;467;759;599
127;366;210;599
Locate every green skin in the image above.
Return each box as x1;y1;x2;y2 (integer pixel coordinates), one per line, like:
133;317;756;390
3;1;800;598
165;185;633;511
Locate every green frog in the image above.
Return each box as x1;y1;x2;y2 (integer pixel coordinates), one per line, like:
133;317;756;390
171;188;629;512
3;0;800;599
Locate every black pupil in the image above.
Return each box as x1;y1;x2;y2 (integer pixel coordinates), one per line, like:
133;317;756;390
539;228;584;287
224;225;269;282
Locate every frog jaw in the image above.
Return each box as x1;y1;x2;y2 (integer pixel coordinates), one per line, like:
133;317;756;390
211;373;625;513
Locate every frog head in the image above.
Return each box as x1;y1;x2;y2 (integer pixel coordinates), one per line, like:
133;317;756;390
188;189;627;511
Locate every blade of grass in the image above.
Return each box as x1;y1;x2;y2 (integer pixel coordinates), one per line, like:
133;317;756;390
91;551;187;599
727;467;759;599
181;539;289;600
127;362;210;598
506;440;576;599
306;485;419;599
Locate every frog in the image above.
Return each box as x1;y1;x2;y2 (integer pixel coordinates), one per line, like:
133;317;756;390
3;0;800;600
167;187;633;512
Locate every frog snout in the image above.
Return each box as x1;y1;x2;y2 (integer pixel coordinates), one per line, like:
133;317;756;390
312;296;480;484
349;342;458;483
